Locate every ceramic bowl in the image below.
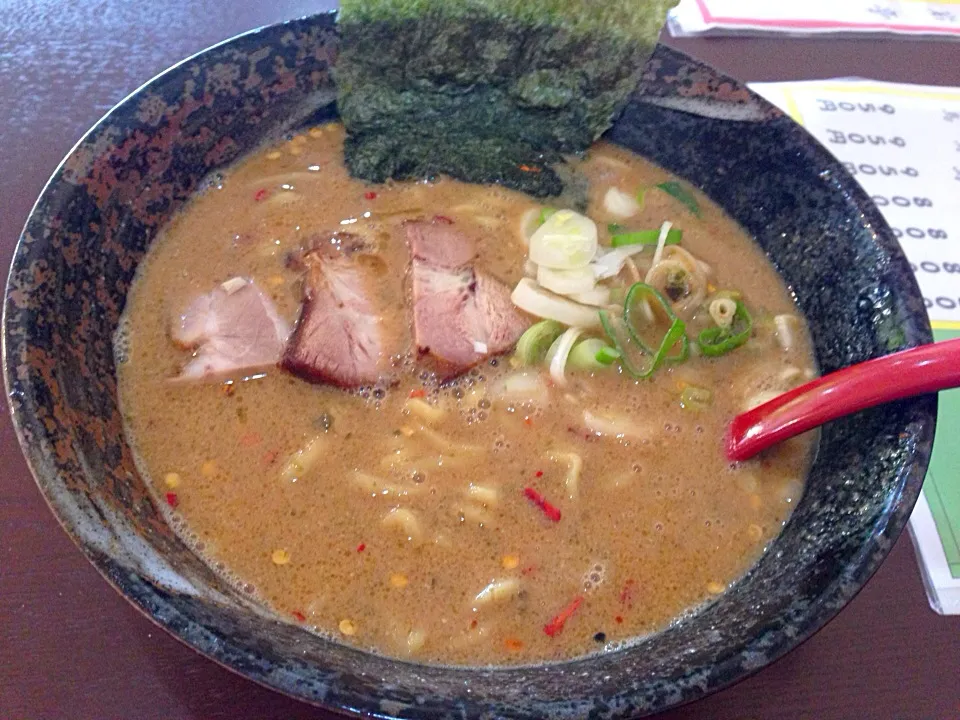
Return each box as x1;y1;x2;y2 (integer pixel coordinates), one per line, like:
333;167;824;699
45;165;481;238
3;12;934;718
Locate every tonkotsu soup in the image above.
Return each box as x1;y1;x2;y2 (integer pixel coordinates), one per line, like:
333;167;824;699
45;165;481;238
117;123;817;666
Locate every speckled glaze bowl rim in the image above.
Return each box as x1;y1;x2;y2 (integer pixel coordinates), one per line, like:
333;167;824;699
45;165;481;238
4;12;936;719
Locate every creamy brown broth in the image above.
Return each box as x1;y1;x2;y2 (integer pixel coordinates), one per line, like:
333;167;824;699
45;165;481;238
118;124;816;666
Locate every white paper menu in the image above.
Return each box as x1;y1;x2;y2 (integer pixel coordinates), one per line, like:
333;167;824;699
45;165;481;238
748;79;960;614
669;0;960;37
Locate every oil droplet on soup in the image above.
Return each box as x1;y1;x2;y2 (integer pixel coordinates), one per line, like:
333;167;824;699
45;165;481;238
117;124;817;666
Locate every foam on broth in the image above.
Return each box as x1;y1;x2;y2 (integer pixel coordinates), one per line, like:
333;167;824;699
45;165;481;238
117;124;816;666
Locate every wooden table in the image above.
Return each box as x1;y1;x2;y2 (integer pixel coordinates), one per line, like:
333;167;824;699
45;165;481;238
2;2;958;717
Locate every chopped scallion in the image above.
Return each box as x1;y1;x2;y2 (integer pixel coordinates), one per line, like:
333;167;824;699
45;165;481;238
599;305;686;379
698;301;753;357
513;319;565;366
538;207;558;226
656;181;701;218
595;345;621;366
610;227;683;248
636;187;647;211
623;282;689;364
568;338;616;371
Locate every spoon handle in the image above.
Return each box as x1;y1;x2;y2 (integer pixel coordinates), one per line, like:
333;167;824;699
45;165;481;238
726;337;960;462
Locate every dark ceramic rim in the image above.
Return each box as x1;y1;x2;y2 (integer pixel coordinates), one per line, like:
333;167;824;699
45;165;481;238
4;12;936;718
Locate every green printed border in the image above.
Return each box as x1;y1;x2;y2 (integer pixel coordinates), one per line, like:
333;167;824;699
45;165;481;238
923;326;960;578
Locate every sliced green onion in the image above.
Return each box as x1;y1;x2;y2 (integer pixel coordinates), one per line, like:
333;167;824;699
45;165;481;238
599;311;648;377
568;338;616;371
511;279;603;328
698;301;753;357
610;227;683;248
656;181;701;218
708;297;737;329
636;187;647;211
538;207;558;226
548;327;584;386
623;282;689;364
528;209;598;270
680;385;713;411
595;345;621;366
599;309;686;379
512;319;565;366
544;332;564;367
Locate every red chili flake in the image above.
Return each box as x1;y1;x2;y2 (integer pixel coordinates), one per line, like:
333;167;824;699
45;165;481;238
292;610;306;622
164;492;179;508
534;470;543;478
261;449;279;465
615;615;624;624
544;596;583;637
239;432;262;448
619;579;636;608
521;565;537;576
253;188;269;202
523;487;561;522
518;164;542;173
523;416;534;427
364;191;377;200
356;543;366;553
470;619;478;630
408;388;426;399
433;215;454;225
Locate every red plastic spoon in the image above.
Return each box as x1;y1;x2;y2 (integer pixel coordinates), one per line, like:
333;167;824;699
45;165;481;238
726;338;960;462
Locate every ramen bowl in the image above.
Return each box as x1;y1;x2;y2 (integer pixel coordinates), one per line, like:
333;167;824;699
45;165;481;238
3;12;934;718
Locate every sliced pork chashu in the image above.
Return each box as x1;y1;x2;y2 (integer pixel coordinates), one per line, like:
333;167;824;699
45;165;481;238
406;220;529;378
171;277;290;380
282;233;393;388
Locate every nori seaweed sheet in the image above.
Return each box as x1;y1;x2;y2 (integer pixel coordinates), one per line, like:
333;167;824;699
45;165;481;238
337;0;678;196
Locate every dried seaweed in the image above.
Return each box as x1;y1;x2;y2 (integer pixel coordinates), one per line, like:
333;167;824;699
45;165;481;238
337;0;678;196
